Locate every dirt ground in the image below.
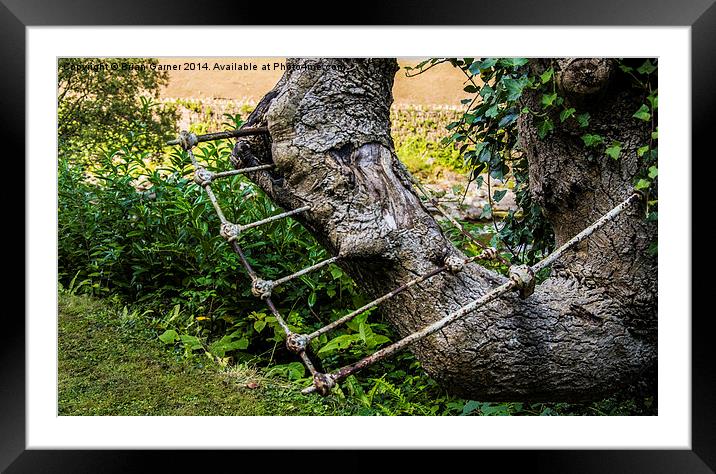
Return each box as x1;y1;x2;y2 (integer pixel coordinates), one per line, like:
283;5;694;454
159;58;467;106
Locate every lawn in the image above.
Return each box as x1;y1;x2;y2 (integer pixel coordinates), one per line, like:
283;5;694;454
58;292;364;416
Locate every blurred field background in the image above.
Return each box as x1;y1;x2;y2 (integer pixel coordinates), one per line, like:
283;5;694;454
159;57;468;105
159;57;514;216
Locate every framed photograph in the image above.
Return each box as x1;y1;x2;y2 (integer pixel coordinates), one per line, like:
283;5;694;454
6;0;713;470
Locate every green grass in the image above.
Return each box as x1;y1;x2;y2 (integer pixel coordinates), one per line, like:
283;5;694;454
58;292;365;416
58;291;656;417
395;136;466;179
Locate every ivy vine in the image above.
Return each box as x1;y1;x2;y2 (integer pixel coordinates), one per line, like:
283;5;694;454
406;57;658;262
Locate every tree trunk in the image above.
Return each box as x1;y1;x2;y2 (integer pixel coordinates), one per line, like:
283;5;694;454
231;58;657;402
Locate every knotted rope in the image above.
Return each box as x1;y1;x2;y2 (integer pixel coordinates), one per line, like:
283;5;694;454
169;128;642;397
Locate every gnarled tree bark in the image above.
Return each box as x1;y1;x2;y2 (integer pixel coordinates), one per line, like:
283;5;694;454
231;58;657;402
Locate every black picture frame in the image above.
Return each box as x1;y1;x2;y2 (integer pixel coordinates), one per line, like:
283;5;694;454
3;0;713;471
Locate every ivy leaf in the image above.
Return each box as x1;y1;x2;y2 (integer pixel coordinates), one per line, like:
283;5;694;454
468;58;498;75
605;141;622;160
633;104;651;121
209;335;249;356
648;166;658;179
581;134;604;147
635;178;651;190
464;113;479;125
478;146;492;163
490;165;506;180
471;161;483;177
446;121;460;131
498;110;519;128
537;118;554;139
479;58;498;69
493;189;508;202
481;203;493;219
485;104;500;118
502;77;528;101
637;145;650;157
464;85;479;93
540;67;554;84
619;63;634;73
576;112;591;128
498;58;529;68
479;84;494;99
559;107;576;122
462;400;481;416
652;128;658;139
449;132;465;142
647;92;658;110
367;334;390;349
637;59;657;75
541;93;558;108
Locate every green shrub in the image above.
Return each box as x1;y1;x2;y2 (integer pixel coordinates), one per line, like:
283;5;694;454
58;58;177;162
57;116;401;379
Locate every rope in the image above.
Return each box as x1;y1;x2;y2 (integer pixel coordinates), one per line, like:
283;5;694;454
410;176;510;266
306;255;472;343
301;191;641;394
194;164;276;186
176;131;324;379
249;256;342;300
531;193;642;273
303;248;495;344
167;127;269;147
272;256;341;287
240;206;312;232
169;129;642;398
217;207;313;243
303;279;516;395
509;265;535;299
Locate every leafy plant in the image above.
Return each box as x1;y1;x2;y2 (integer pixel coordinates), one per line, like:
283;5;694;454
406;57;658;263
58;58;177;162
58;112;396;380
